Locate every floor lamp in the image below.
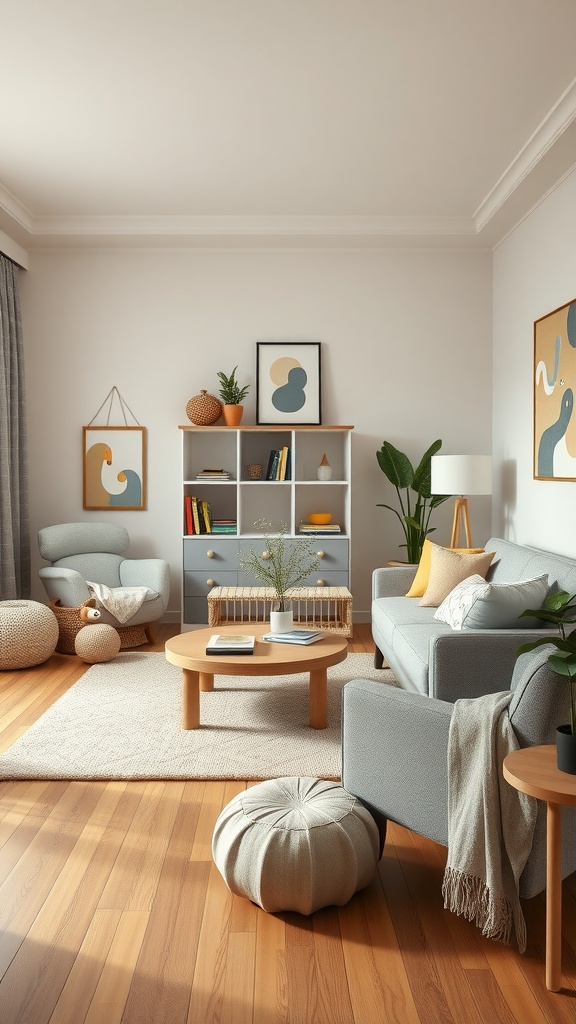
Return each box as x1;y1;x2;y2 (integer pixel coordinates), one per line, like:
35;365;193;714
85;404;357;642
430;455;492;548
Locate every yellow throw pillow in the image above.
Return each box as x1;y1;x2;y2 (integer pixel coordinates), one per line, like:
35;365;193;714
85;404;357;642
405;539;485;598
419;544;496;607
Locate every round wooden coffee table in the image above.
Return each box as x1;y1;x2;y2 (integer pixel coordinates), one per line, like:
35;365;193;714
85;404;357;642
165;624;348;730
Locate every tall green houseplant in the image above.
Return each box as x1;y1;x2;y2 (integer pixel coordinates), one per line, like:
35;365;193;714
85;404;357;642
376;439;451;563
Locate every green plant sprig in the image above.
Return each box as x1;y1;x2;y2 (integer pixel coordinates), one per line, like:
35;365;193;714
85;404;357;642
517;590;576;734
217;366;250;405
376;439;452;563
237;519;320;611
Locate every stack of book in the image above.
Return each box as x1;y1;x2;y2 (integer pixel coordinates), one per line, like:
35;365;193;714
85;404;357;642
205;634;255;655
184;496;213;534
298;522;342;535
265;446;291;480
262;629;323;645
211;519;237;534
195;468;232;480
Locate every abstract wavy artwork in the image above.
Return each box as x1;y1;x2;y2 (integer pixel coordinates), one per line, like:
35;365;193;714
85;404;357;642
256;342;321;425
83;426;147;509
534;299;576;480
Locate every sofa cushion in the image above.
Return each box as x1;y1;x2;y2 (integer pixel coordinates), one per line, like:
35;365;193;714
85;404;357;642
419;544;496;607
405;540;485;598
434;573;549;630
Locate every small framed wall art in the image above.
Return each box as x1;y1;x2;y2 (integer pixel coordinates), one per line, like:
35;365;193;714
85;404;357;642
534;298;576;480
256;341;322;425
83;425;147;510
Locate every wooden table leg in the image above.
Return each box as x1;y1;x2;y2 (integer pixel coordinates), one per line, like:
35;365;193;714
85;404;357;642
182;668;200;729
199;672;214;692
546;801;563;992
309;668;327;729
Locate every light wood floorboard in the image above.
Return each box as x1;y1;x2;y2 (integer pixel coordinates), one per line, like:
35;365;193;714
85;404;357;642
0;622;574;1023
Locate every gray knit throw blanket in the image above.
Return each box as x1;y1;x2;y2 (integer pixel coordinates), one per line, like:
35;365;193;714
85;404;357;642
442;691;537;953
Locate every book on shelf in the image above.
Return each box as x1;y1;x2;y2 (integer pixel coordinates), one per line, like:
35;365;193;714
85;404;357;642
298;523;342;534
265;449;278;479
262;629;323;645
184;495;194;535
205;634;255;655
196;468;231;479
191;496;202;534
200;500;212;532
278;446;290;480
267;449;281;480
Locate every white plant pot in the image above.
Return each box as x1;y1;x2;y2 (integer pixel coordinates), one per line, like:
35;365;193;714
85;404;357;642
270;609;293;633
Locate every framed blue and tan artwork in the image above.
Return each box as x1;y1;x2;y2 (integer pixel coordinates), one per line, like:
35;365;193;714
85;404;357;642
534;299;576;480
256;341;322;425
83;426;147;509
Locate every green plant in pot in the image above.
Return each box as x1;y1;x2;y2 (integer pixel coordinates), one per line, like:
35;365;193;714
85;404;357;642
217;366;250;426
376;439;452;564
238;520;320;632
517;590;576;774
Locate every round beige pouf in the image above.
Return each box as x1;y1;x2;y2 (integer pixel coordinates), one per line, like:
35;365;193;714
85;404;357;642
0;600;59;670
74;623;121;663
212;776;380;915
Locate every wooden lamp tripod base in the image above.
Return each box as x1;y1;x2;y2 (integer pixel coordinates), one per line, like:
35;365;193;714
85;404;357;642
450;497;472;548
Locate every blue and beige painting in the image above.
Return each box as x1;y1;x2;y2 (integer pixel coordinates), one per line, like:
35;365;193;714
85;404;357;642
535;300;576;480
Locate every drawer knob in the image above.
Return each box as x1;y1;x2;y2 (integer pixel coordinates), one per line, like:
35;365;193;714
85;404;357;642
206;579;216;587
206;550;215;559
316;550;325;558
261;551;271;560
316;579;327;586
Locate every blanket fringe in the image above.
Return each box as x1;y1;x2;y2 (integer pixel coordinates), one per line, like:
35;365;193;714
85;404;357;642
442;867;527;953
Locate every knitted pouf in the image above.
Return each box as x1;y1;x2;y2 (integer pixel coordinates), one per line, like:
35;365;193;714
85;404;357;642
0;600;59;670
74;624;121;663
212;776;380;915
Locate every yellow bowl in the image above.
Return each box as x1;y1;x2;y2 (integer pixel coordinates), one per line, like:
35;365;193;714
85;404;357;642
308;513;333;525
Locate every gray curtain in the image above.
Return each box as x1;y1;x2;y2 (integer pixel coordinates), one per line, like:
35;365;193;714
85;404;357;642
0;253;30;599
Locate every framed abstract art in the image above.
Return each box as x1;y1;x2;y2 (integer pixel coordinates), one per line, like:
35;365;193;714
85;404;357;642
83;425;147;510
534;299;576;481
256;341;322;425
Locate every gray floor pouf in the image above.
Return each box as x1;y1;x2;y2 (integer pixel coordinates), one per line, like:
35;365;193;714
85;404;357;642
212;776;380;915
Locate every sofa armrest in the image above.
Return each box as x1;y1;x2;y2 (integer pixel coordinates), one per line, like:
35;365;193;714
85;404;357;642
38;567;91;606
342;679;453;845
429;629;553;702
120;559;171;608
372;565;417;599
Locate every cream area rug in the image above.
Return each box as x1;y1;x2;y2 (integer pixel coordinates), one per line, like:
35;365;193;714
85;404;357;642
0;652;396;781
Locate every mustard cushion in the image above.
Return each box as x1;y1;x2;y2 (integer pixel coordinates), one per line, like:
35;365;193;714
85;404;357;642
405;539;485;598
419;544;496;608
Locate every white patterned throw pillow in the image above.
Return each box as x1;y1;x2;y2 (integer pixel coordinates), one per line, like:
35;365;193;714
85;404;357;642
434;573;549;631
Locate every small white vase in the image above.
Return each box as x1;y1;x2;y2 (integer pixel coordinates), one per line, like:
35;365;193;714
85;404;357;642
317;454;332;480
270;609;293;633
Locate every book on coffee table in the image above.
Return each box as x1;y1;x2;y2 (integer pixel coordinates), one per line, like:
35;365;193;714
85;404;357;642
205;634;255;655
262;629;323;645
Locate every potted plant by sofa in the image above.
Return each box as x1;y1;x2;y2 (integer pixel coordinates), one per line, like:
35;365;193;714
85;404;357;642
376;439;452;564
217;366;250;426
238;520;320;632
517;590;576;774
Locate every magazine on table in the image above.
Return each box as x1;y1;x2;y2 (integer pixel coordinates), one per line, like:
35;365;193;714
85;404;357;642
261;629;323;645
205;634;255;655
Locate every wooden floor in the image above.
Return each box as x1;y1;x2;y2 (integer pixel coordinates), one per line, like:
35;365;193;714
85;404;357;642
0;624;575;1024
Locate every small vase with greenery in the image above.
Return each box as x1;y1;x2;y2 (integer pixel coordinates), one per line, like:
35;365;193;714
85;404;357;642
517;591;576;752
376;439;452;564
238;520;320;629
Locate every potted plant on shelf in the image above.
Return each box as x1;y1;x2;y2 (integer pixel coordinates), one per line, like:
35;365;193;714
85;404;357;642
238;520;320;632
217;366;250;426
517;590;576;774
376;439;452;564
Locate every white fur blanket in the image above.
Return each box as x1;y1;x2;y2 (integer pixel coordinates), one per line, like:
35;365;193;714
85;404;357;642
442;691;538;952
86;581;154;624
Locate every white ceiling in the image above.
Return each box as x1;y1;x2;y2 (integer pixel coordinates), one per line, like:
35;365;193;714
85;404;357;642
2;0;576;250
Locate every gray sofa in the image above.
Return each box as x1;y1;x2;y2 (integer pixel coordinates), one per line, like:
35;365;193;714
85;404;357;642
372;536;576;700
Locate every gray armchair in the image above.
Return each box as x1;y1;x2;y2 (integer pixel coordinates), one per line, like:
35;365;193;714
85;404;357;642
342;647;576;899
38;522;170;641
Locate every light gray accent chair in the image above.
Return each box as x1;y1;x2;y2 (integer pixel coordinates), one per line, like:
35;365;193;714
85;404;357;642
38;522;170;639
372;537;576;699
342;646;576;899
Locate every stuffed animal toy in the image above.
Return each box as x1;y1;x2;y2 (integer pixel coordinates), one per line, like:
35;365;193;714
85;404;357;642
74;606;121;663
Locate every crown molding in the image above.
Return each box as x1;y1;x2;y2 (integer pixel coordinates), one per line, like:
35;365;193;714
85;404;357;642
474;75;576;232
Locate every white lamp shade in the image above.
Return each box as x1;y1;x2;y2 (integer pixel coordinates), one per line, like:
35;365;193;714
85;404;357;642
431;455;492;496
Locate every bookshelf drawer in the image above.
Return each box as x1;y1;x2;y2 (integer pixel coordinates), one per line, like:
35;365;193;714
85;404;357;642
183;538;238;571
301;538;349;570
184;569;238;596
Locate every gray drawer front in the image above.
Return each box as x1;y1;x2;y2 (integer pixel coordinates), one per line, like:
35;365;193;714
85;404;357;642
184;569;238;597
237;538;348;572
239;569;348;589
183;537;239;571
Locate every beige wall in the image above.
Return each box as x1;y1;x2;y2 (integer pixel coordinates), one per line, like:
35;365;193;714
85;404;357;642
21;246;493;620
493;168;576;557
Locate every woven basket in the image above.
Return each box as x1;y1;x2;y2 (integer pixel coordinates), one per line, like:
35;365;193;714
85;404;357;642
186;390;222;426
50;598;150;653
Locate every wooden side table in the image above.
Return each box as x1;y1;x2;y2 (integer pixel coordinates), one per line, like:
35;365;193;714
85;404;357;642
503;744;576;991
